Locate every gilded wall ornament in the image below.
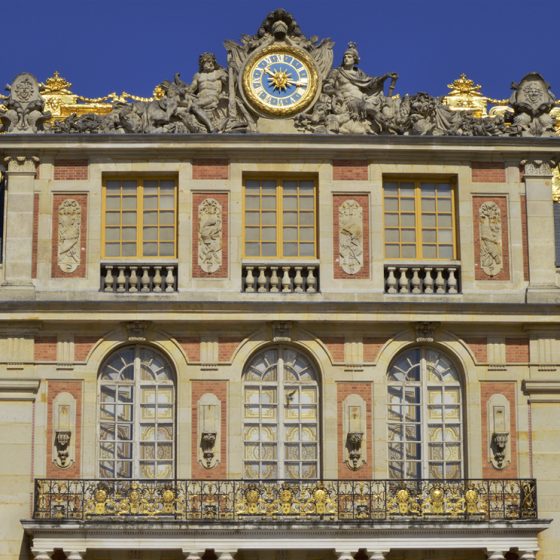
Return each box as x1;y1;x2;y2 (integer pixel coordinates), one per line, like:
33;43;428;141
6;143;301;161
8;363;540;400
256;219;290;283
339;199;363;274
479;201;503;277
57;199;81;273
198;198;222;273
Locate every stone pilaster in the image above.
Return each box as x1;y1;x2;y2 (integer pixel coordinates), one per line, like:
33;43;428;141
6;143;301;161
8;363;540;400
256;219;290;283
523;159;557;293
3;155;39;287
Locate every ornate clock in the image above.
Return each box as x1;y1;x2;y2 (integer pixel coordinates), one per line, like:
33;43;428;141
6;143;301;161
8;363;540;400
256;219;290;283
242;45;319;117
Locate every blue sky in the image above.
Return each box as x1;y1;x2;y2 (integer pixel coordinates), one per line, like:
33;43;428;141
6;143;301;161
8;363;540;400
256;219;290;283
1;0;557;101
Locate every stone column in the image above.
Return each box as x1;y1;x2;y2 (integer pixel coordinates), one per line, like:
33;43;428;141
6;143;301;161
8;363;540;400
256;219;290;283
523;159;557;292
3;155;39;287
31;551;53;560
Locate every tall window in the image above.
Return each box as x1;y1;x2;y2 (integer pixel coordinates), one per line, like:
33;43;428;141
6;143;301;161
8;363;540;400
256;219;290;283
243;346;320;479
98;346;175;479
103;177;177;258
384;179;456;260
244;178;316;258
387;347;463;480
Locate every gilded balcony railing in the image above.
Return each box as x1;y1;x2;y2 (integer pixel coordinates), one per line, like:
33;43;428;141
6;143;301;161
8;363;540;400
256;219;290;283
33;478;537;522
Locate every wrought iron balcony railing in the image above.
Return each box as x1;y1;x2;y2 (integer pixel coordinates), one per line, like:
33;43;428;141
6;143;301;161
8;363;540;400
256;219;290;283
33;478;537;522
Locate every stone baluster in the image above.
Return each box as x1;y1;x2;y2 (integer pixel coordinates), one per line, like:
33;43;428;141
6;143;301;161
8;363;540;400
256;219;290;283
245;266;255;292
294;266;304;293
486;551;506;560
269;267;279;292
165;266;175;292
335;552;355;560
386;266;397;294
140;266;151;292
257;266;268;292
519;551;537;560
411;267;421;293
306;266;317;293
216;552;236;560
398;267;409;294
32;550;53;560
128;266;138;293
448;267;458;294
103;265;114;292
281;266;291;292
367;551;389;560
435;267;445;293
424;267;434;294
153;266;163;292
116;266;126;292
183;551;205;560
65;552;86;560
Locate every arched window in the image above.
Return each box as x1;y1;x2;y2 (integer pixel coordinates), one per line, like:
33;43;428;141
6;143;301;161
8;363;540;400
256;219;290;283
98;346;175;479
243;346;320;480
387;347;463;480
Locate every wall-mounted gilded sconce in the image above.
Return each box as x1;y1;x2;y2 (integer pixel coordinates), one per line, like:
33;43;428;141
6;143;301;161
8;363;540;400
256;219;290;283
198;394;221;469
487;394;511;470
343;396;366;470
52;392;76;469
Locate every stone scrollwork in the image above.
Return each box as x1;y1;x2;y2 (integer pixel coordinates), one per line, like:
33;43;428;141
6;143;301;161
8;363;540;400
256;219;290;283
57;199;81;273
0;73;51;133
339;199;363;275
479;201;503;277
198;198;223;274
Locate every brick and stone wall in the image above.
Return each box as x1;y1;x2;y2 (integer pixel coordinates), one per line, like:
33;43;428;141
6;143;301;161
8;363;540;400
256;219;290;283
192;160;229;180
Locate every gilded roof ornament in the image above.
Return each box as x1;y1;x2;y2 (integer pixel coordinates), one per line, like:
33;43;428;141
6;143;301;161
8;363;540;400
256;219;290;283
553;166;560;203
443;73;488;117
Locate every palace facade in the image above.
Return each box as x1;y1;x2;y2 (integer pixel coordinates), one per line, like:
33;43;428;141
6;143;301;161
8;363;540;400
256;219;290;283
1;9;560;560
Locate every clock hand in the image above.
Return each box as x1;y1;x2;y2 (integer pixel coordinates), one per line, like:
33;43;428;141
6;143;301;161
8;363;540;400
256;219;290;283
287;79;308;88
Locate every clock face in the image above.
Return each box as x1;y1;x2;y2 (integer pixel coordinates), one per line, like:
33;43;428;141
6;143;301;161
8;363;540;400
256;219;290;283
242;45;319;117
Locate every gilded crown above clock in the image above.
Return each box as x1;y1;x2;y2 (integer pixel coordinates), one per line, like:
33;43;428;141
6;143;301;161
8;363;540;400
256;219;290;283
0;8;559;136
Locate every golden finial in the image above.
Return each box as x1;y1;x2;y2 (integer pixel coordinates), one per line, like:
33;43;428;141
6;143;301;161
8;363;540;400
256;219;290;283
447;73;482;97
41;71;73;95
443;73;488;117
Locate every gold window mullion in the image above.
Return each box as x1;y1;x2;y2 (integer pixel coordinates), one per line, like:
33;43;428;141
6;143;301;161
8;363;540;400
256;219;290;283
278;179;283;258
137;179;144;259
415;181;423;259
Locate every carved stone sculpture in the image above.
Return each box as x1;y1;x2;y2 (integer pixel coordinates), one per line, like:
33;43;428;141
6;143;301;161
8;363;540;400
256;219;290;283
479;202;503;277
339;199;363;274
57;199;81;273
0;73;51;133
198;198;222;273
508;73;557;137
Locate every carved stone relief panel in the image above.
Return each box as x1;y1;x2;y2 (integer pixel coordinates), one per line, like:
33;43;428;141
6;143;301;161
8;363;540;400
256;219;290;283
197;197;223;274
52;391;76;469
57;199;81;273
479;201;503;277
339;200;363;274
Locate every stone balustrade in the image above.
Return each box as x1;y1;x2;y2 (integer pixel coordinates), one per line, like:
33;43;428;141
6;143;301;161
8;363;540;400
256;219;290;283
101;263;178;293
243;263;319;293
385;264;460;295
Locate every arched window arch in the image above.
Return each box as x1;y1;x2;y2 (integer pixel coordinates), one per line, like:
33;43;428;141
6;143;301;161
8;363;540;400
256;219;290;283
98;345;175;479
387;347;463;480
242;346;320;480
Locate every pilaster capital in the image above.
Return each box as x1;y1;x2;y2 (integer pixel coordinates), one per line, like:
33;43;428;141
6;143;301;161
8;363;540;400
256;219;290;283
521;158;556;178
4;155;39;175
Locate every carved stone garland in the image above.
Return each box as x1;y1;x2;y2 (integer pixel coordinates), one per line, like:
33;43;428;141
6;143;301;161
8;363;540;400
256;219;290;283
198;198;222;273
57;199;81;273
339;199;363;274
479;201;503;277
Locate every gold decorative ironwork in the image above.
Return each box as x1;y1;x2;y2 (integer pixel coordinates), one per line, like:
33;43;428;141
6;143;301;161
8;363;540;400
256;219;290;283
443;73;488;117
33;478;538;522
552;165;560;203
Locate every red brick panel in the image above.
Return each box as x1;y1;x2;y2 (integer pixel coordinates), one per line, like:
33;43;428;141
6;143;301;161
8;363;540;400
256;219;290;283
53;160;88;181
472;196;510;281
323;336;345;363
74;336;99;362
480;382;518;478
218;336;243;363
192;193;228;278
192;160;229;180
520;194;530;282
337;382;372;478
35;336;57;362
191;380;227;479
177;336;200;362
463;336;487;363
363;337;386;363
333;194;370;279
51;194;88;278
32;193;39;279
505;338;529;363
471;162;506;183
332;160;369;181
46;380;82;478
